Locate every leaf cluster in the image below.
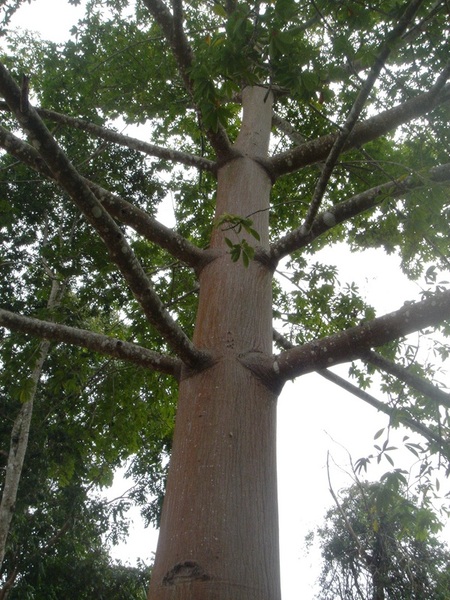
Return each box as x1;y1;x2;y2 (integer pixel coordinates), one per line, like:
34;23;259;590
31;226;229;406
274;258;376;344
313;476;450;599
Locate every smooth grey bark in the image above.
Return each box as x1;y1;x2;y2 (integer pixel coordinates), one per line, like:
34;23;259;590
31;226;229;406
0;345;48;571
0;277;62;572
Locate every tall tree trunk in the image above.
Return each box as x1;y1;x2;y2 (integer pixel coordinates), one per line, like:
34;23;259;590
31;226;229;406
0;341;50;572
148;87;281;600
0;276;62;578
371;532;386;600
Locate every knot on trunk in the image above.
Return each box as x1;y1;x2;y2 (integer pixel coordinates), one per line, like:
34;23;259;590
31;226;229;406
162;561;210;586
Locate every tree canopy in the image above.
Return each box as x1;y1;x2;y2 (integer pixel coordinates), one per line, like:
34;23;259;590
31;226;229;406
0;0;449;598
311;473;450;599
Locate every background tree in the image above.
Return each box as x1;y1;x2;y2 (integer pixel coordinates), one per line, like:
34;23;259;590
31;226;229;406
311;473;450;599
0;1;449;599
0;94;168;595
2;481;151;600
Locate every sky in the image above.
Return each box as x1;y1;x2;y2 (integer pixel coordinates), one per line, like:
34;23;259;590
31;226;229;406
4;2;450;598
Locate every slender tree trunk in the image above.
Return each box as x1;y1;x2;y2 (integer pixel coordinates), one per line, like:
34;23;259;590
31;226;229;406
0;338;50;571
0;566;17;600
148;87;281;600
0;277;62;575
371;532;386;600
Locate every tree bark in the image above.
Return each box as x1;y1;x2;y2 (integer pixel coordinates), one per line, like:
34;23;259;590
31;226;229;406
0;274;62;571
371;531;387;600
0;358;43;572
147;87;281;600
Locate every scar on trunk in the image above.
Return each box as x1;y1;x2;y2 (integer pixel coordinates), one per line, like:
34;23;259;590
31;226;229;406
162;561;210;585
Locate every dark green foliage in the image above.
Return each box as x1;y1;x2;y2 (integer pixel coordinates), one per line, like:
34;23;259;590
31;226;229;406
312;476;450;599
9;544;150;600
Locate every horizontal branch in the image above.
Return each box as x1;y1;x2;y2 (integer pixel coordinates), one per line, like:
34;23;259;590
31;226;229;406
269;163;450;261
0;308;182;378
362;349;450;410
0;62;209;369
266;83;450;179
0;125;206;268
273;328;450;455
246;289;450;384
0;103;216;173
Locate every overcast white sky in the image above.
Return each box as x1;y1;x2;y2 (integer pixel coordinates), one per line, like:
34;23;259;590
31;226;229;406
5;2;450;598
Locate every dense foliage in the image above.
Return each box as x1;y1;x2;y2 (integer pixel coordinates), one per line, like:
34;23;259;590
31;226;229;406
312;475;450;599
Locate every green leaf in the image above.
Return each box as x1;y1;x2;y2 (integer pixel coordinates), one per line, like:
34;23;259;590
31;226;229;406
212;2;227;17
19;377;35;403
385;454;395;466
373;427;384;440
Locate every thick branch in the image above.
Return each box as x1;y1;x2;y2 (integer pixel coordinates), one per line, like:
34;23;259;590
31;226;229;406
0;124;51;174
142;0;193;88
172;0;186;56
0;125;206;268
269;163;450;261
91;185;208;269
142;0;233;158
0;103;216;173
0;566;18;600
0;63;209;367
362;349;450;410
256;290;450;383
0;308;182;377
272;113;308;146
300;0;426;232
266;82;450;179
273;329;449;455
